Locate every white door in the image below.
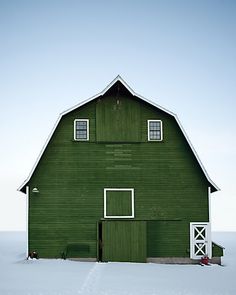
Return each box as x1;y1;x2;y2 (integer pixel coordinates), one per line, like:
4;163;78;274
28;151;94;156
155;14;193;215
190;223;211;259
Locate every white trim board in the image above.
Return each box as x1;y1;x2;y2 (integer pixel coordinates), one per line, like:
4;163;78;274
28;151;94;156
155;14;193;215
104;188;135;218
18;75;219;192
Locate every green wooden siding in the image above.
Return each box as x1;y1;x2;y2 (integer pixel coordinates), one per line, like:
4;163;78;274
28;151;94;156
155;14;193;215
147;220;190;257
96;95;141;142
27;85;214;260
212;242;224;257
102;221;146;262
106;190;132;217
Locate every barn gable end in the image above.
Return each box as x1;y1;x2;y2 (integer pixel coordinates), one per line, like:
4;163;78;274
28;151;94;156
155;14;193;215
19;76;222;263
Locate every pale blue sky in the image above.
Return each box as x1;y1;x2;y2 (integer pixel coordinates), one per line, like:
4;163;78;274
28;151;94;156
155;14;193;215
0;0;235;230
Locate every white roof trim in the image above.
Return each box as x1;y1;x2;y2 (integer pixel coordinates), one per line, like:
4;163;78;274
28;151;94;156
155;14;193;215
212;241;225;249
61;75;175;117
18;75;219;192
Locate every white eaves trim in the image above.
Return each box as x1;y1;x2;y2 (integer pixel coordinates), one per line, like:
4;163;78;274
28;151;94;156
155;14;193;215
18;75;219;192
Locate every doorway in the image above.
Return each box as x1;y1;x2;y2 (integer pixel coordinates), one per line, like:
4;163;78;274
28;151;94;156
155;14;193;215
99;221;146;263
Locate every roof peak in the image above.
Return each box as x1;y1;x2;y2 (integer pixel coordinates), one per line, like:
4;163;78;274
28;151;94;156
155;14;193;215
101;75;136;96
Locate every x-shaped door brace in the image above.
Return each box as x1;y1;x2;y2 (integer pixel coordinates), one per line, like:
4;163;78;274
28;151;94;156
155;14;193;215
194;227;206;240
195;243;206;255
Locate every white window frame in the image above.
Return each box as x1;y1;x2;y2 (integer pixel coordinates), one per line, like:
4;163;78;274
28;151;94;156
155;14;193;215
74;119;89;141
147;120;163;141
104;188;135;219
190;222;212;259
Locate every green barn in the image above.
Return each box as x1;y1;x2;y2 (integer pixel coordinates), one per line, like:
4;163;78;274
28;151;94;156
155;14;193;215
19;76;223;264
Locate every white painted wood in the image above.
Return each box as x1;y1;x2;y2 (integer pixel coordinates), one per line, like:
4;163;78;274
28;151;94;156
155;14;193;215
190;222;211;259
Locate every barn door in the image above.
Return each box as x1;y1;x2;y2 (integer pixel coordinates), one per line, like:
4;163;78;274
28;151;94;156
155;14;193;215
101;221;146;263
190;223;211;259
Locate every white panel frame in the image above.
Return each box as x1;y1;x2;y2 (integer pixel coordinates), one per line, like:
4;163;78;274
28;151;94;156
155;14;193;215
74;119;89;141
190;222;212;259
104;188;134;218
147;120;163;141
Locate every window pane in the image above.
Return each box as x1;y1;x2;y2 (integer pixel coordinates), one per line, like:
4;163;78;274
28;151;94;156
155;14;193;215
77;121;86;127
75;120;88;140
150;131;161;140
149;121;162;140
149;122;160;131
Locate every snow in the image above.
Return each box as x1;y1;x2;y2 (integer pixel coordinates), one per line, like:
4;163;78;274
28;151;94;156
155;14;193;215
0;232;235;295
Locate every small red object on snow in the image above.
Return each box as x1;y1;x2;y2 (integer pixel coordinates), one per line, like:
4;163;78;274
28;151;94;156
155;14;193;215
201;255;209;265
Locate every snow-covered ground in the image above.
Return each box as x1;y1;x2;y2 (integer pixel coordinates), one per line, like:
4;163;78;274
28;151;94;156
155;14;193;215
0;232;235;295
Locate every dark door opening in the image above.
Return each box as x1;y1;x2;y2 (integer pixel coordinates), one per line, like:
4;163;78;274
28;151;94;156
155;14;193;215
98;222;103;262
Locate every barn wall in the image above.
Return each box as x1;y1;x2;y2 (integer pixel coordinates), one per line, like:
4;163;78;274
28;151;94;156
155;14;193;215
147;221;190;257
96;95;141;142
28;91;209;258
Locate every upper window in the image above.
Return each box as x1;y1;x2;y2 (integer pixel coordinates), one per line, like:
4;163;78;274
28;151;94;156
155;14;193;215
74;119;89;141
148;120;163;141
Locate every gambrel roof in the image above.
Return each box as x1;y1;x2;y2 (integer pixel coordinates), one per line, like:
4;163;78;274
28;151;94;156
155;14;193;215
18;75;219;193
